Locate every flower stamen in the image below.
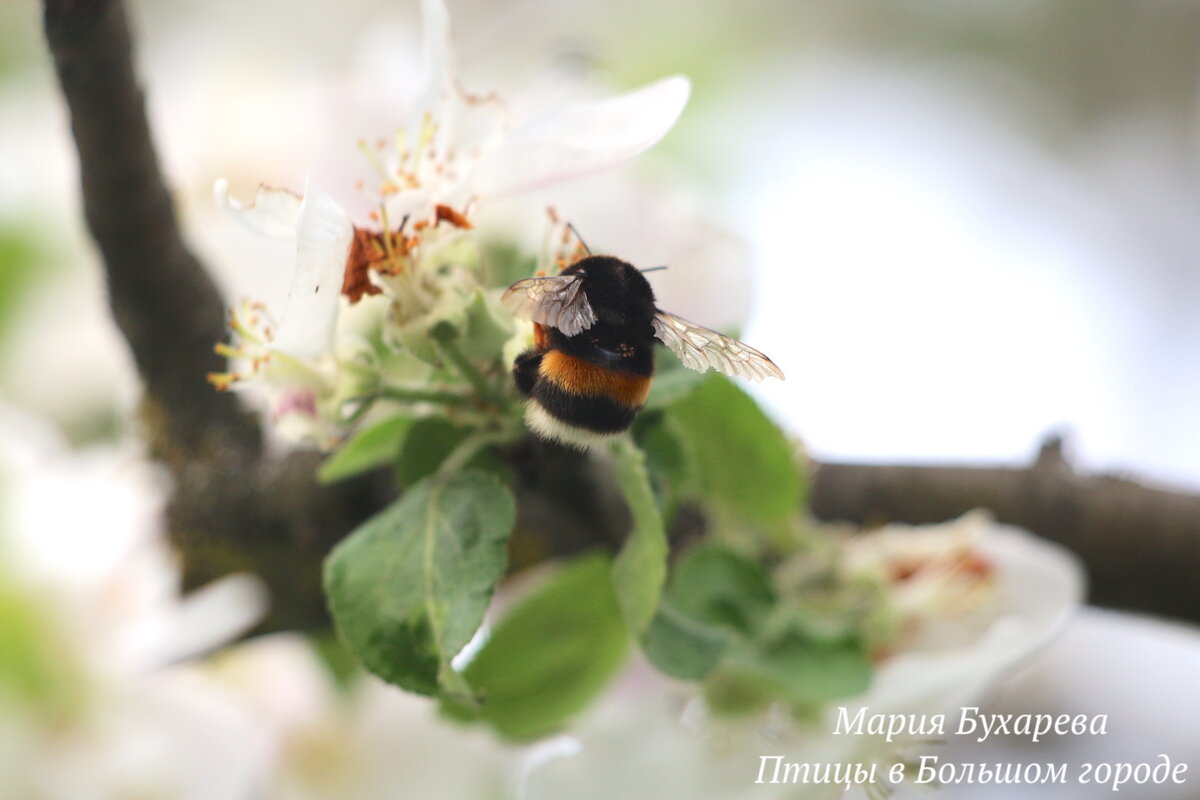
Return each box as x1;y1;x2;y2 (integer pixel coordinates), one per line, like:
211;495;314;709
207;372;235;391
434;204;472;229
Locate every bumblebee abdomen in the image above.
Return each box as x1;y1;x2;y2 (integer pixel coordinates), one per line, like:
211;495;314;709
539;350;652;408
524;349;652;447
529;381;639;436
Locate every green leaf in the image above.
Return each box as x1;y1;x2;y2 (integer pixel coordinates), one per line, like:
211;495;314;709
318;415;413;484
393;283;474;366
310;632;361;690
644;355;708;409
609;437;668;635
669;543;775;636
429;320;511;409
670;375;803;530
0;580;84;713
631;411;695;506
641;600;729;680
459;290;515;363
396;417;472;485
701;668;774;716
324;470;515;698
481;240;538;289
397;417;510;486
722;635;872;705
640;543;772;681
0;228;45;349
443;553;629;740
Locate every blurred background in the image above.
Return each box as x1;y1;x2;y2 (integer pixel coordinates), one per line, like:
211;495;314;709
4;0;1200;487
2;0;1199;798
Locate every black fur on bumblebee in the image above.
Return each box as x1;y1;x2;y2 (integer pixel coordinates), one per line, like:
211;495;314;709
501;254;784;448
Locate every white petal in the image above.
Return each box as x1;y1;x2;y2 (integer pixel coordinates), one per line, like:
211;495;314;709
408;0;506;189
470;75;691;196
271;179;354;359
206;634;341;731
854;522;1083;718
412;0;454;125
383;185;435;224
152;574;269;667
85;670;268;800
213;178;303;240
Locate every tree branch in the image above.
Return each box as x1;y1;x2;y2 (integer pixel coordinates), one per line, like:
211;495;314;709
44;0;258;461
42;0;396;631
810;437;1200;623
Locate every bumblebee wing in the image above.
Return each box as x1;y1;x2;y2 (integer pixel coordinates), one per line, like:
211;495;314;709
501;274;597;337
652;310;785;382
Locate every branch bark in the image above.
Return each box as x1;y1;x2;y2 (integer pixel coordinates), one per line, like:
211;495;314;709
44;0;258;462
810;438;1200;623
43;0;395;631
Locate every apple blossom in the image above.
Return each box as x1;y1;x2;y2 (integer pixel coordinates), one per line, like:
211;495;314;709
212;0;689;447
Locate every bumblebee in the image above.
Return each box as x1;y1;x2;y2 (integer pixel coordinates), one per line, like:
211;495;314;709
501;254;784;447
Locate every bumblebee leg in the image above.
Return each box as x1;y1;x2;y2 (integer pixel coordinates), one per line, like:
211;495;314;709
512;349;543;397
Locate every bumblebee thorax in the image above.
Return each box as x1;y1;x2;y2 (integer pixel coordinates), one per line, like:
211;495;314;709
563;255;657;327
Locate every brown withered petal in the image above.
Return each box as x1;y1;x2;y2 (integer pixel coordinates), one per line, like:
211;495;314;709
341;227;385;304
434;204;473;229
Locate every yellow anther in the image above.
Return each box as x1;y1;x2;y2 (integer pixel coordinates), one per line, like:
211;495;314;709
207;372;235;391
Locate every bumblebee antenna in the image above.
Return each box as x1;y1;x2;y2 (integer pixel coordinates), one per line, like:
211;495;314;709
566;221;593;256
641;265;668;273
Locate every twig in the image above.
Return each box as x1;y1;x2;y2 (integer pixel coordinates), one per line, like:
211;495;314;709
809;436;1200;623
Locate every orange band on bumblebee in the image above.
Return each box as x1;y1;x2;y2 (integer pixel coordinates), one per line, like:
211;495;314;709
533;322;549;350
539;349;651;408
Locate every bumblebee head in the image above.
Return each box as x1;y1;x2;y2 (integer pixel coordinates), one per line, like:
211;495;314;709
562;255;657;327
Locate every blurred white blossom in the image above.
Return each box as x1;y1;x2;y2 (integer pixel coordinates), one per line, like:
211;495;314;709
0;418;1081;800
0;404;269;800
520;518;1082;800
843;510;1002;653
207;635;519;800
